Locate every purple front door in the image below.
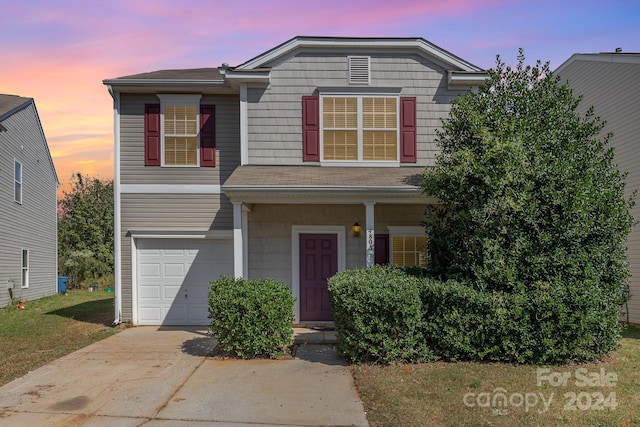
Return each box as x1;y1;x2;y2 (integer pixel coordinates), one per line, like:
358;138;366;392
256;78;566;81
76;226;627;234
300;233;338;321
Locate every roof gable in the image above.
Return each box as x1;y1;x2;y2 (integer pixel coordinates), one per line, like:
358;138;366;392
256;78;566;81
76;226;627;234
235;36;483;72
556;52;640;74
0;94;59;186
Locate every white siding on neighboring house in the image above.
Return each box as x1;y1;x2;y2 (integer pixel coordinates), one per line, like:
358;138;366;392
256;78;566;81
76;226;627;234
557;55;640;324
0;100;58;307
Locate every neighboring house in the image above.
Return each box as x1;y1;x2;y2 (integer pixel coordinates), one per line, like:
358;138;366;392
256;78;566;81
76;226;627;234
0;94;59;307
103;36;487;326
556;52;640;325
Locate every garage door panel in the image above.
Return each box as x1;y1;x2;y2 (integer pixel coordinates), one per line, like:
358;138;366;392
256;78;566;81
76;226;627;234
140;263;161;278
137;238;233;325
187;305;210;323
139;285;161;299
164;263;185;277
139;307;162;323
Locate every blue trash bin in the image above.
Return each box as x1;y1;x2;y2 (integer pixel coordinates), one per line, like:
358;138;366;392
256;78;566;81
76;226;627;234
57;276;68;294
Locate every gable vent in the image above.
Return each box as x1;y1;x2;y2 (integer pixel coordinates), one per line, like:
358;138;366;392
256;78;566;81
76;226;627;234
348;56;370;85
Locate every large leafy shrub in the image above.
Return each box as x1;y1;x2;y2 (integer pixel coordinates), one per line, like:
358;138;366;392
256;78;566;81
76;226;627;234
421;51;634;361
328;266;432;363
417;278;621;364
208;276;294;359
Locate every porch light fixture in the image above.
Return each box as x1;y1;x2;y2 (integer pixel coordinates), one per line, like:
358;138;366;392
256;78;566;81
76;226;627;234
352;222;362;237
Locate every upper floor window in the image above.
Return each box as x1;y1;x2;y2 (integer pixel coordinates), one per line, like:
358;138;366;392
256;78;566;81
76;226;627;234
322;96;398;162
14;160;22;204
144;95;216;168
163;103;198;166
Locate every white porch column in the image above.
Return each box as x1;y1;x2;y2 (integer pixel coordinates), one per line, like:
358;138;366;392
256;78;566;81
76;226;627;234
365;202;375;267
232;201;244;278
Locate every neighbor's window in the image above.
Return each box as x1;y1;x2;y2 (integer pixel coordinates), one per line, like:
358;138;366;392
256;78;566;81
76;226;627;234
387;226;428;267
163;103;198;166
322;96;398;162
21;249;29;288
14;160;22;204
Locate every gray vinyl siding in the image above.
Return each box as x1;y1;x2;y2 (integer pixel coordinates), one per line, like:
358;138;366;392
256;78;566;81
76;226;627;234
247;203;426;291
118;92;239;321
246;53;466;166
119;93;240;185
119;193;232;321
0;103;58;307
558;59;640;324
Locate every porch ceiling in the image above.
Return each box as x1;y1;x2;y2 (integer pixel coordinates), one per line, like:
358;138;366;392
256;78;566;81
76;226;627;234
222;165;434;204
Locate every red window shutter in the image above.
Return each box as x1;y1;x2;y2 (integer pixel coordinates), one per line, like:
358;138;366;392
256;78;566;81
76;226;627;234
375;234;390;265
302;95;320;161
400;97;417;163
200;104;216;167
144;104;161;166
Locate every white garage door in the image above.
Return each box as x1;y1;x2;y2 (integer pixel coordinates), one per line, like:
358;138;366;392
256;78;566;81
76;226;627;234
137;238;233;325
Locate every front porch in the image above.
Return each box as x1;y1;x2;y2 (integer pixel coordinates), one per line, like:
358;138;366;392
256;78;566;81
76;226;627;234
222;165;433;323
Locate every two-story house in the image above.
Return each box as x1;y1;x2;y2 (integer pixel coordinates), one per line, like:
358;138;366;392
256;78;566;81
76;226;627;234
0;94;59;307
104;37;487;326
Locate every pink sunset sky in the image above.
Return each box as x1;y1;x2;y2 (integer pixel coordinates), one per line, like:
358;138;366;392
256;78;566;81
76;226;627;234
2;0;638;193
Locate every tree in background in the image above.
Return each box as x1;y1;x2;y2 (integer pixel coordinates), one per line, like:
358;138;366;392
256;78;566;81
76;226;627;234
422;51;635;361
58;173;114;287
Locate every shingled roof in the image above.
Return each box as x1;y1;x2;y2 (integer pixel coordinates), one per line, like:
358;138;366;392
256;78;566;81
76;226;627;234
113;68;224;81
0;94;32;121
223;165;424;188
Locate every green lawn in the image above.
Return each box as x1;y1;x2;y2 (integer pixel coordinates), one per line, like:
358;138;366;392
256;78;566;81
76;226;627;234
0;290;121;386
352;326;640;427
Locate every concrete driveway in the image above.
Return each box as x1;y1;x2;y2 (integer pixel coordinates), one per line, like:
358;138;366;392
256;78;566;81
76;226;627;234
0;327;368;426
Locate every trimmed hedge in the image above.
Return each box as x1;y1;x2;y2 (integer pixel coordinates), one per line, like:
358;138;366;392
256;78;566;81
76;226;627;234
328;266;432;363
208;276;294;359
328;265;624;364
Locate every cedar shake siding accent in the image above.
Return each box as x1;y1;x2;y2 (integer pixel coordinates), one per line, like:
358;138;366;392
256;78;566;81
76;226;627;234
0;99;57;307
246;54;465;166
120;94;240;185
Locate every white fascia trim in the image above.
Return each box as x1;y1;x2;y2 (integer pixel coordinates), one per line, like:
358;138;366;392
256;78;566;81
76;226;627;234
121;184;221;194
130;231;233;239
236;38;482;72
102;79;225;87
291;225;346;323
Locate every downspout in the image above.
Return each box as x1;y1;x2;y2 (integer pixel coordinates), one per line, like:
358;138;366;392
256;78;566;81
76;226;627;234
107;85;122;325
